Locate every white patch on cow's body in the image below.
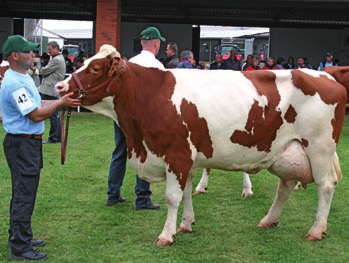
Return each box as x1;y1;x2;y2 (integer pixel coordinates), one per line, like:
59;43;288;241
82;96;118;121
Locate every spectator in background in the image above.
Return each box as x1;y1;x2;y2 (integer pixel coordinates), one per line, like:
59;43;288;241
276;57;286;69
246;58;260;71
283;56;297;69
163;42;179;68
75;58;84;71
27;61;40;88
73;50;85;69
303;57;314;69
297;57;307;68
224;49;241;71
195;59;206;69
177;50;194;68
242;54;253;71
38;41;66;144
62;49;74;74
318;52;338;71
209;53;226;70
40;52;50;68
263;57;281;70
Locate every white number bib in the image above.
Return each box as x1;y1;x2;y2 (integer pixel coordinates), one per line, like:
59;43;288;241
12;87;34;112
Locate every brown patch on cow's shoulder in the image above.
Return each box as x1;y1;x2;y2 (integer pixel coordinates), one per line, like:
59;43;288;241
284;104;297;124
291;70;347;144
180;99;213;158
231;71;283;152
115;63;193;190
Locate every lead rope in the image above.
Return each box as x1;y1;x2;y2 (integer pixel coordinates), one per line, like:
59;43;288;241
61;107;72;165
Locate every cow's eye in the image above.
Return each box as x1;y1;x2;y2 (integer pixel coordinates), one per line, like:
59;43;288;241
92;67;99;72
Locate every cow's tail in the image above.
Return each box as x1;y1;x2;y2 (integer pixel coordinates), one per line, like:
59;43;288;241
333;152;342;182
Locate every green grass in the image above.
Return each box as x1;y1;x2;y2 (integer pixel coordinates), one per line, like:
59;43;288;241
0;112;348;263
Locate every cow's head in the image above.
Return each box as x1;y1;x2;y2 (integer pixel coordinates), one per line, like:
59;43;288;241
56;44;126;105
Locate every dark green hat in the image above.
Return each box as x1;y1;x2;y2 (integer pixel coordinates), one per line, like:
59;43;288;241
326;52;333;57
2;35;39;57
140;27;166;42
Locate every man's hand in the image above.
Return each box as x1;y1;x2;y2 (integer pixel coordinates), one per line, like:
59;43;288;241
60;92;81;108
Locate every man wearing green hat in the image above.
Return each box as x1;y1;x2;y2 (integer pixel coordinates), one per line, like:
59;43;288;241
0;35;81;260
107;27;165;210
318;51;338;71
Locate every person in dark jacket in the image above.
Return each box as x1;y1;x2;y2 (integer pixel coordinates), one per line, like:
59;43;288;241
163;42;179;68
242;54;254;71
209;54;226;70
223;49;241;71
283;56;297;69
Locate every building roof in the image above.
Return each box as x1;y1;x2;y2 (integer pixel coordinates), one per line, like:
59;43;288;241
2;1;349;29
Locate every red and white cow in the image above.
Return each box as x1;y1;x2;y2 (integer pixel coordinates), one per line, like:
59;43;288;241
56;45;347;246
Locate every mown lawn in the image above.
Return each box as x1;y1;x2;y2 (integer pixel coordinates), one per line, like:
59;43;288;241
0;112;348;263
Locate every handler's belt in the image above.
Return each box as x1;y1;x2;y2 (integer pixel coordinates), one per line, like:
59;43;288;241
8;133;43;140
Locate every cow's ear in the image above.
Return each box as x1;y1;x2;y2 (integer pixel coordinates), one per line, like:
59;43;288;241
107;57;121;77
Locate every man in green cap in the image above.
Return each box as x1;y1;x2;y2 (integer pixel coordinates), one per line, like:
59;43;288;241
107;27;165;210
317;51;338;71
0;35;81;261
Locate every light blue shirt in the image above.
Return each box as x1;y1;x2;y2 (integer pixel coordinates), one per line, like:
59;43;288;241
0;69;44;134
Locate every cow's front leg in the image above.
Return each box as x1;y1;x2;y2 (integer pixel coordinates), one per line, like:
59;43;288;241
155;172;183;246
258;179;297;228
193;168;210;194
178;173;195;233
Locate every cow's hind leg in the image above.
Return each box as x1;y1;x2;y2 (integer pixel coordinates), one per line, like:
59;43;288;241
155;172;184;246
305;153;341;241
178;173;195;234
193;168;210;194
258;179;298;228
241;172;253;197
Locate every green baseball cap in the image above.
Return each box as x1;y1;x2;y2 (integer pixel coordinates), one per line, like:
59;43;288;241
140;27;166;42
2;35;39;57
326;52;333;57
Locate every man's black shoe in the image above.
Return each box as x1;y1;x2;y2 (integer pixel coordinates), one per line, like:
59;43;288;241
10;249;48;261
136;203;160;210
7;239;45;248
42;139;57;144
106;196;126;206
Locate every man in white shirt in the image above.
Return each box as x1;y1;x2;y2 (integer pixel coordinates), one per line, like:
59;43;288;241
107;27;165;210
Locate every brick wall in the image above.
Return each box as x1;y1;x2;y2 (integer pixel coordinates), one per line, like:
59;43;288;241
95;0;121;53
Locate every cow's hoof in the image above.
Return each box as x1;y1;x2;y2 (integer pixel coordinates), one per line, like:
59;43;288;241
177;226;193;234
155;238;173;247
193;190;205;195
257;221;279;228
241;191;253;197
304;231;326;241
